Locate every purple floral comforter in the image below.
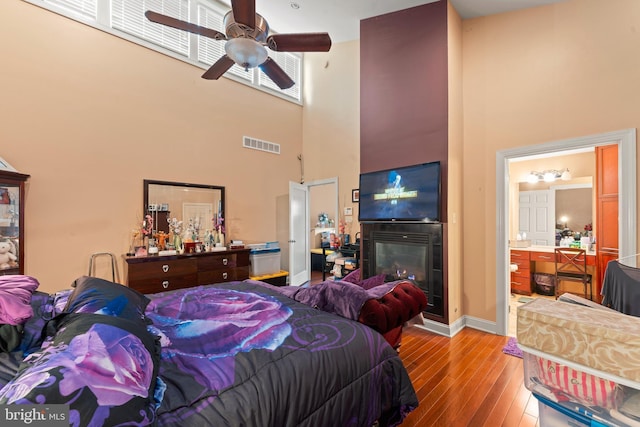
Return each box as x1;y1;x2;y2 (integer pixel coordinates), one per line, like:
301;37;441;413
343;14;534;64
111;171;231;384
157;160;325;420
146;281;418;427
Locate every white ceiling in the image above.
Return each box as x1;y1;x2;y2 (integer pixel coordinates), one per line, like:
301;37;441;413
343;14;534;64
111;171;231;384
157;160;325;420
220;0;567;43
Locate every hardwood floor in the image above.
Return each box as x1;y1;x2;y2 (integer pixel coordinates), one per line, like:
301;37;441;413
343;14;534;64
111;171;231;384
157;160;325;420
308;270;539;426
398;326;539;427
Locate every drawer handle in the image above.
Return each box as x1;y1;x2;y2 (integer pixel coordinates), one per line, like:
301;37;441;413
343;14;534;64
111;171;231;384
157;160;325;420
222;272;228;280
162;280;169;289
223;258;228;266
162;265;169;273
538;255;552;260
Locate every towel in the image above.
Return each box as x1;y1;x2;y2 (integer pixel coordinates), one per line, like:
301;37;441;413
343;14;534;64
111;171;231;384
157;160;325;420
0;275;39;325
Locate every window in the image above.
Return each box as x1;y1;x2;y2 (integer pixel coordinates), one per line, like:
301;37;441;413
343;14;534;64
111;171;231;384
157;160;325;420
27;0;303;103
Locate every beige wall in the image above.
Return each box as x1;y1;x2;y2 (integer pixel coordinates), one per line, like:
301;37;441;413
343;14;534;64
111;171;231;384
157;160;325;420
463;0;640;321
447;2;464;324
302;41;361;240
6;0;639;329
1;2;306;291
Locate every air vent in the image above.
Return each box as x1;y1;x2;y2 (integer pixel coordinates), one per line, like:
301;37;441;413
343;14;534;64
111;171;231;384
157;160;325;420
243;136;280;154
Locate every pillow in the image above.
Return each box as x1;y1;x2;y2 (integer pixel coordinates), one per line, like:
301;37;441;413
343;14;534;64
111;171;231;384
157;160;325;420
342;268;361;284
0;275;39;325
18;291;56;354
341;269;386;290
64;276;150;323
359;273;387;290
0;313;160;426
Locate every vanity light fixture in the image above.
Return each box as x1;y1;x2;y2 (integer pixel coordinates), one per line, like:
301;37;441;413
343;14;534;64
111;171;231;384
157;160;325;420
526;168;572;183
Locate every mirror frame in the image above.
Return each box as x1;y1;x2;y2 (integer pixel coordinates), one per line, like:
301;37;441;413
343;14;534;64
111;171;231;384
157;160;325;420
143;179;225;234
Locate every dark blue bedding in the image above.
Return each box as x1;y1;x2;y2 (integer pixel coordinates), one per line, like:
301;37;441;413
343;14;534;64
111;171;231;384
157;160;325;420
147;281;418;426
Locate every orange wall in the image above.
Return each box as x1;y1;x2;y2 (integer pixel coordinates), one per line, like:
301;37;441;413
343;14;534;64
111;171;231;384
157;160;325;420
5;0;640;330
1;1;308;291
462;0;640;321
447;2;464;324
303;41;361;238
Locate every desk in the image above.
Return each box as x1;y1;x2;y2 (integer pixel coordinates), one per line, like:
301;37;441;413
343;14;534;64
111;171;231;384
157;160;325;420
510;246;598;299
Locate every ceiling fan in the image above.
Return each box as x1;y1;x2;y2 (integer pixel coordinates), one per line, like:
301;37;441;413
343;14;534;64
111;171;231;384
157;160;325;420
145;0;332;90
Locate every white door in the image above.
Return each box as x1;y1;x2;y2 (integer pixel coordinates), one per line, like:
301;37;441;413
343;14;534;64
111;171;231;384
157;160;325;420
518;190;555;245
289;182;309;286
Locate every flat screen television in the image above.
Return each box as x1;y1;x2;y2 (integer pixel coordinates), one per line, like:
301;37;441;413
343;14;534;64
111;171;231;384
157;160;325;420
358;162;441;222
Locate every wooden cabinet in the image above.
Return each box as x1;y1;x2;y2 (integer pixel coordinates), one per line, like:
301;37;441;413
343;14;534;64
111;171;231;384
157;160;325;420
595;144;618;302
510;250;532;295
124;249;250;294
0;170;30;276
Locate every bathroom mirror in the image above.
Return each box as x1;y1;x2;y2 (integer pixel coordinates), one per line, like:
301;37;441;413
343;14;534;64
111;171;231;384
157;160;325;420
143;180;225;235
554;184;593;235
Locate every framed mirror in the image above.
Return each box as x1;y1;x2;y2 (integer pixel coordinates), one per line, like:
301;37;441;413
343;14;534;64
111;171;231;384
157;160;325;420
143;180;225;238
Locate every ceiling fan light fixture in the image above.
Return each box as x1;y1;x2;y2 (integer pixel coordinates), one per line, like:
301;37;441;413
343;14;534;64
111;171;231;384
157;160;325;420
225;38;268;70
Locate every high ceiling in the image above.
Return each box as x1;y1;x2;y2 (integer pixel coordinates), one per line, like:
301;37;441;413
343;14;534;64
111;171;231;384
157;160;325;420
220;0;567;43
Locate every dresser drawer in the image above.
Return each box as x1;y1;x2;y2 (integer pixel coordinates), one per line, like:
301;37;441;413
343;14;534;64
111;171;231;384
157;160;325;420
198;266;250;285
198;253;238;271
531;251;596;266
511;269;530;281
530;251;555;263
129;273;199;294
510;250;530;260
510;272;532;295
127;258;197;280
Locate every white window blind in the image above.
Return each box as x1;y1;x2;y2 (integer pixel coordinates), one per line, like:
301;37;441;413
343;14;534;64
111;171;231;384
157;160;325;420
259;50;301;100
26;0;303;102
42;0;97;20
196;4;251;81
112;0;190;57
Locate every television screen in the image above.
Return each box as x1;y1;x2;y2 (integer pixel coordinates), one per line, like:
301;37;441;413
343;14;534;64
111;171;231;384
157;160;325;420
358;162;441;222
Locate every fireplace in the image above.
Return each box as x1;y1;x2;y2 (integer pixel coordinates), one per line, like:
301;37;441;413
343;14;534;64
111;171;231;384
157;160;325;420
361;222;444;320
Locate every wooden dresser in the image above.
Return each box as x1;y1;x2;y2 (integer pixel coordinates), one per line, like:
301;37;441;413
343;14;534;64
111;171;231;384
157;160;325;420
124;249;250;294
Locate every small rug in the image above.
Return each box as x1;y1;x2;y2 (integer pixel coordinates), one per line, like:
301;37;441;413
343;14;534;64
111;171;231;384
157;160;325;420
517;297;534;303
502;337;523;358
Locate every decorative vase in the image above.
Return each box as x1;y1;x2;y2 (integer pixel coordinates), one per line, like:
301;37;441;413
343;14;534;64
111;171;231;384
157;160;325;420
174;235;182;253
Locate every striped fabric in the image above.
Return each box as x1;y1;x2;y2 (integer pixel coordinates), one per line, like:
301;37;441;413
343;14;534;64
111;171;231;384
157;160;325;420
536;356;622;408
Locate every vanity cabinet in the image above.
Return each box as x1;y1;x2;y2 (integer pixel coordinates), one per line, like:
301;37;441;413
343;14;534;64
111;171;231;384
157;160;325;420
510;250;532;295
0;170;29;276
124;249;250;294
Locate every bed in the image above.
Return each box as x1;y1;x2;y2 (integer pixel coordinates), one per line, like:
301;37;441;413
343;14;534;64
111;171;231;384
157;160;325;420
0;275;418;426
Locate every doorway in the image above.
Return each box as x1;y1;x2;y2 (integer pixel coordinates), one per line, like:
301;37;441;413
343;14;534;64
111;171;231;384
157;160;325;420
287;177;339;286
496;129;637;336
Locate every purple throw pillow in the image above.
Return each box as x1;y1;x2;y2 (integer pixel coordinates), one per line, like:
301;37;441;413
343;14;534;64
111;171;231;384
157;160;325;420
359;274;386;290
342;269;361;284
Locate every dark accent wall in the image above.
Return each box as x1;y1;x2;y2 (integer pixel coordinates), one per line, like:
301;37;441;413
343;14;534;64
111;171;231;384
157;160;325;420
360;1;448;170
360;1;450;324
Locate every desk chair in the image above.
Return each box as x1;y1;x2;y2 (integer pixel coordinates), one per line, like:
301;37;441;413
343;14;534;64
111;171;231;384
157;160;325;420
555;247;592;300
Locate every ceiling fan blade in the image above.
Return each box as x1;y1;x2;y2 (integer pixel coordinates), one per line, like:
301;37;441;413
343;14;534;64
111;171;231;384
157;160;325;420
259;57;295;90
202;55;235;80
231;0;255;29
267;33;332;52
145;11;226;40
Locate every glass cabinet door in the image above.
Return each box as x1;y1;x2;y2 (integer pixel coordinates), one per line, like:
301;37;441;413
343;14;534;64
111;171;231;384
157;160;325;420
0;170;29;276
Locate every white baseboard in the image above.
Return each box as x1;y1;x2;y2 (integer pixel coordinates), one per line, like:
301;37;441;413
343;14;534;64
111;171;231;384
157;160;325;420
412;315;500;338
